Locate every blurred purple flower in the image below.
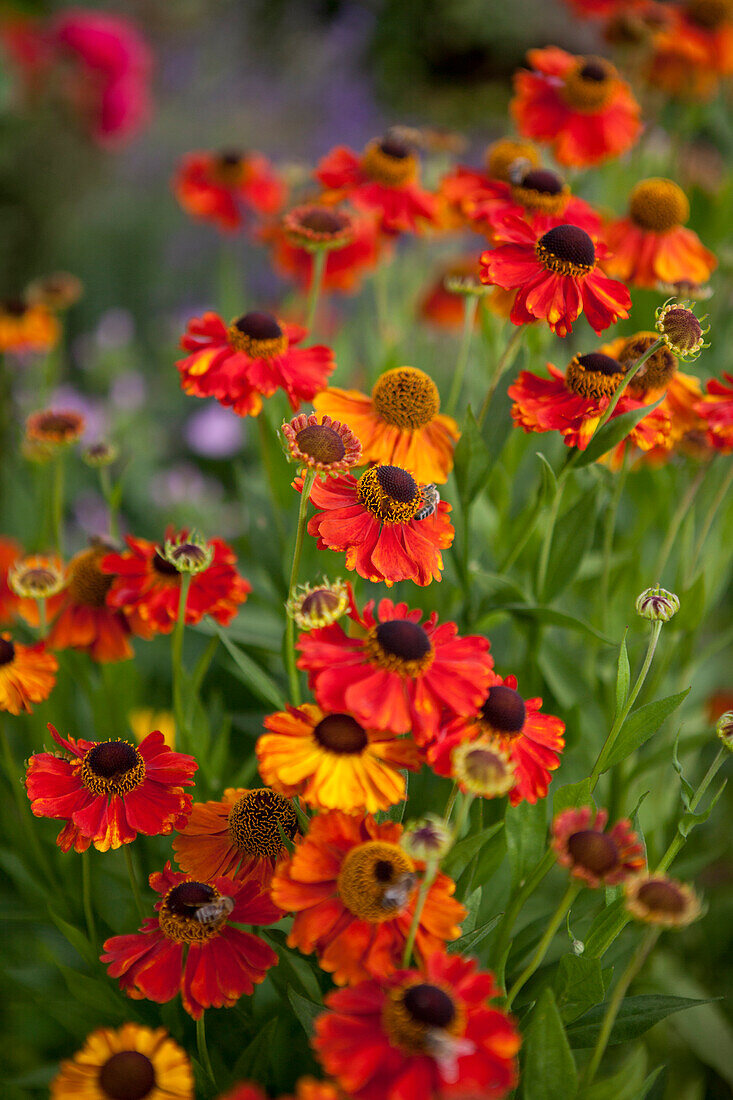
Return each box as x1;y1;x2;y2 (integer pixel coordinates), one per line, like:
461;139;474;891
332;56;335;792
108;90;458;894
97;308;136;349
185;402;244;458
150;463;223;508
74;492;111;538
110;370;147;410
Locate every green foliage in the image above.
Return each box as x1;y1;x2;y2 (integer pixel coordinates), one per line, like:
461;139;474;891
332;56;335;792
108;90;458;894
521;988;578;1100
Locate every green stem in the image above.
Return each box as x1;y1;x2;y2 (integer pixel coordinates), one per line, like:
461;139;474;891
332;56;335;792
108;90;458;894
51;454;66;556
599;448;630;630
401;857;440;967
654;464;707;584
536;476;567;601
284;469;316;703
99;466;119;541
196;1012;217;1090
124;844;147;922
477;325;524;428
590;619;663;789
443;781;459;822
685;461;733;584
81;848;97;949
257;414;287;560
490;848;555;981
581;928;659;1088
305;248;328;336
505;880;581;1009
172;573;192;752
35;598;47;639
656;747;727;873
451;791;475;840
373;262;391;345
446;296;479;417
590;337;665;441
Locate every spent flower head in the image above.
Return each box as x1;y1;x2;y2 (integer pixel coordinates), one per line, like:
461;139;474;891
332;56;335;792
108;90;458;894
283;204;355;252
281;413;362;475
162;532;214;575
452;738;515;798
636;585;680;622
8;555;64;600
655;299;709;361
625;873;701;928
400;814;453;862
82;441;119;467
716;711;733;752
286;578;350;629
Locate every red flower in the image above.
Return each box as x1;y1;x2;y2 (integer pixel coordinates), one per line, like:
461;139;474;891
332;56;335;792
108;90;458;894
25;725;197;853
696;373;733;452
313;951;520;1100
177;310;335;416
297;593;494;743
173;150;285;233
646;1;733;100
480;217;631;337
604;178;716;289
46;545;134;663
316;133;436;236
268;205;382;294
511;47;642;167
0;537;22;625
553;807;645;887
101;862;279;1018
425;676;565;805
508;351;671;451
101;530;250;637
303;465;454;587
270;812;465;986
467;166;602;241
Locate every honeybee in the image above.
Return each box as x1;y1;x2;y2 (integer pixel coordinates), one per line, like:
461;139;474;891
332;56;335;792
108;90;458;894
415;484;440;521
194;895;235;924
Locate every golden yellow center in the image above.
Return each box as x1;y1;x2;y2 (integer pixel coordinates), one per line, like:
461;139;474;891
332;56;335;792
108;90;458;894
67;549;114;608
227;311;288;358
364;618;435;678
371;367;440;430
628;178;689;232
382;980;465;1054
485;138;540;182
336;841;416;922
360;138;418;187
227;788;298;859
158;881;228;944
80;740;145;797
561;57;617;112
357;465;422;524
565;353;626;400
618;332;678;392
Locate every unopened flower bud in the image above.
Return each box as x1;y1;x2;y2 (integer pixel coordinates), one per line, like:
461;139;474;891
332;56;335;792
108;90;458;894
162;533;214;575
716;711;733;752
400;815;453;862
444;272;492;297
636;585;679;622
287;578;349;629
82;441;119;467
655;299;709;361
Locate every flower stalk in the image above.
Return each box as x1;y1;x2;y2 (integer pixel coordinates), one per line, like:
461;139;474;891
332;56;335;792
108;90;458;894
285;469;316;703
505;879;581;1008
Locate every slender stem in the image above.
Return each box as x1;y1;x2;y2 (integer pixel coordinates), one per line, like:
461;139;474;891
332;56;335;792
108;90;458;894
581;929;659;1088
401;858;439;967
590;619;663;788
451;792;475;840
35;598;47;639
686;461;733;584
443;781;459;822
124;844;147;922
491;848;556;981
196;1012;217;1090
305;248;328;336
654;465;707;583
373;261;391;345
656;747;727;873
172;573;192;752
257;414;287;559
284;470;316;703
99;466;119;541
51;454;66;555
477;325;524;428
536;476;566;601
590;337;665;442
446;296;479;417
505;880;581;1009
81;849;97;949
599;448;630;629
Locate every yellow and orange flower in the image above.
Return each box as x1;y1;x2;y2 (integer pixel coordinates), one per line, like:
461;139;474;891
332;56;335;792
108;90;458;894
0;633;57;714
46;544;134;662
172;787;299;886
268;204;382;295
50;1023;194;1100
101;530;250;637
219;1078;343;1100
511;47;642;167
646;0;733;100
173;149;285;232
696;372;733;452
26;408;85;448
314;367;459;485
270;811;465;986
257;703;420;814
604;178;716;289
0;297;59;353
437;137;541;227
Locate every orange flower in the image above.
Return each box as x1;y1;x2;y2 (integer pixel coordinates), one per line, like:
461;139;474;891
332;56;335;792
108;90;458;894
177;310;335;416
269;204;382;295
172;787;299;886
303;465;454;587
696;372;733;452
26;408;85;447
604;178;716;289
0;633;57;714
220;1079;343;1100
646;1;733;100
270;811;465;986
101;529;250;637
173;150;285;232
46;545;133;662
511;47;642;167
50;1023;194;1100
314;367;459;485
438;137;541;227
257;703;420;814
0;297;59;353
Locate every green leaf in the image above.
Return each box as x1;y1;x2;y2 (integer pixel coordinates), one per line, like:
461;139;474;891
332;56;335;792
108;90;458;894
573;396;665;468
217;627;286;709
582;1046;648;1100
505;800;547;888
479;365;517;465
454;408;493;506
232;1017;280;1080
678;778;727;838
671;732;695;808
55;963;131;1021
448;914;502;955
584;899;628;959
553;778;593;817
555;955;606;1023
522;988;578;1100
287;988;324;1038
536;452;558;506
567;995;716;1048
614;631;630;720
630;1067;665;1100
598;689;690;773
48;909;98;968
442;822;504;878
541;486;599;601
489;604;615;645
